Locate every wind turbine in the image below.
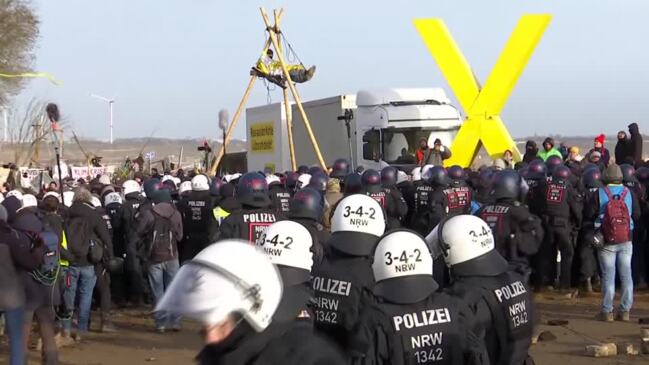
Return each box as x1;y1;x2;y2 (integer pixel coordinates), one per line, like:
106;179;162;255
90;93;115;144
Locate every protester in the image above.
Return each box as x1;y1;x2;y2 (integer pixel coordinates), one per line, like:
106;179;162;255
615;130;632;165
586;134;611;167
628;122;643;166
536;137;563;161
522;140;539;163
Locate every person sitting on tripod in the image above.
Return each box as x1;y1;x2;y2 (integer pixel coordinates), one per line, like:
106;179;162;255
253;49;315;87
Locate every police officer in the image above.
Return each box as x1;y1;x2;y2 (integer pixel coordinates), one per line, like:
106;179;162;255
538;165;582;293
445;165;475;217
311;194;386;361
426;215;535;365
90;195;118;332
219;172;280;243
267;174;291;215
523;160;547;216
177;175;218;263
362;169;407;229
396;169;416;227
257;221;315;322
381;166;410;228
212;183;241;227
474;168;495;205
620;164;649;288
285;171;300;196
343;173;363;196
155;241;345;364
358;230;488;365
411;166;450;237
577;167;603;293
117;179;147;306
476;170;543;277
288;187;328;269
330;158;351;181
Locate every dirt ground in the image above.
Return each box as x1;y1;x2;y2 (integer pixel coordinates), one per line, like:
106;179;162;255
2;292;649;365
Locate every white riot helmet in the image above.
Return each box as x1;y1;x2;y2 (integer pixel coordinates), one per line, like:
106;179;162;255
6;190;23;201
411;167;422;182
155;240;282;332
425;215;508;276
396;170;409;185
257;221;313;285
178;181;193;196
122;180;141;196
372;230;437;304
172;177;181;187
329;194;385;256
191;174;209;191
43;191;61;203
98;174;111;185
296;174;311;190
265;174;281;186
21;194;37;209
162;175;174;184
104;192;123;206
62;191;74;207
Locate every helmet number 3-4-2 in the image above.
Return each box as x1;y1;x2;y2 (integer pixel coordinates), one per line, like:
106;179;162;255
384;249;423;265
342;205;376;219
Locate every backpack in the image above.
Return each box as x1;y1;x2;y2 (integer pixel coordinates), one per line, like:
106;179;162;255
148;211;175;261
601;187;631;244
29;227;60;286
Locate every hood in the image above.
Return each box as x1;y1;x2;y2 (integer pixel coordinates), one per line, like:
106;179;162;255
542;137;554;149
68;201;97;219
618;131;628;140
629;122;640;135
152;202;177;219
525;140;537;151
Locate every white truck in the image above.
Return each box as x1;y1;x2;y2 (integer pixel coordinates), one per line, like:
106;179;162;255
246;88;463;173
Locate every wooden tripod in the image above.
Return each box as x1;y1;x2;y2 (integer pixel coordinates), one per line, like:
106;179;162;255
210;7;327;175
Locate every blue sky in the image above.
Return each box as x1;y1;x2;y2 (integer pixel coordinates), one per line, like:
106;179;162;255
14;0;649;140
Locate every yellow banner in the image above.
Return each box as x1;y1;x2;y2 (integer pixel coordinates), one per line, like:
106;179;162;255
250;122;275;153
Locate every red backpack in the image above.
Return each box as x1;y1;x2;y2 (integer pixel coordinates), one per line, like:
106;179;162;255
601;187;631;244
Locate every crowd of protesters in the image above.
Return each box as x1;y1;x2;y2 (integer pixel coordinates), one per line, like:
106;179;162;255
0;122;645;364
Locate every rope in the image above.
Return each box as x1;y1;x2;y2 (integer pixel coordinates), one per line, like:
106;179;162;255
280;33;305;67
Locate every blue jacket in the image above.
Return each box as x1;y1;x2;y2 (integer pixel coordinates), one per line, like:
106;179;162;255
595;184;633;230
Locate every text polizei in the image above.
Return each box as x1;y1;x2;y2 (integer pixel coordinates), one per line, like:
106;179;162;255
494;280;527;303
392;308;452;331
312;276;352;296
243;213;277;223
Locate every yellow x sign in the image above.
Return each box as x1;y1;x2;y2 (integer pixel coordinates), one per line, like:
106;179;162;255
414;14;551;167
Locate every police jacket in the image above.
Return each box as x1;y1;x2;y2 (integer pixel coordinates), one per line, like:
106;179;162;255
357;294;488;365
449;270;535;365
196;320;345;365
311;246;376;359
411;185;448;236
397;181;416;227
118;193;145;246
363;187;408;230
219;205;280;243
523;178;547;217
177;190;217;240
443;182;474;218
269;183;291;215
540;179;583;227
476;199;544;265
289;216;328;270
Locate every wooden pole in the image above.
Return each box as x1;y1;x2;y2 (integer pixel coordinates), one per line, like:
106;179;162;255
261;8;327;170
273;9;297;171
210;74;257;175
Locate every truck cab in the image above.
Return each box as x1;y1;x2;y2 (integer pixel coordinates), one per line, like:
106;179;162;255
355;88;462;171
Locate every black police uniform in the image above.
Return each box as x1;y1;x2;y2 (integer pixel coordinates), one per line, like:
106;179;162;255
538;177;582;289
117;192;147;305
357;277;488;365
397;180;416;228
411;183;448;236
448;264;535;365
477;199;543;276
196;320;346;365
269;182;291;215
443;180;474;218
177;190;217;262
311;245;376;361
219;207;280;243
364;187;408;230
93;205;115;325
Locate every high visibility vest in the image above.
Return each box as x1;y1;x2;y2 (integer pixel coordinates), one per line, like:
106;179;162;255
59;231;69;267
213;206;231;225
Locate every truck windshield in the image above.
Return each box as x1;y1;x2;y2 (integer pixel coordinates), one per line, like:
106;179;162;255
381;128;433;164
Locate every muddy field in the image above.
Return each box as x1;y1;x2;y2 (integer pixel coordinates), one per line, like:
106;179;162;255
2;291;649;365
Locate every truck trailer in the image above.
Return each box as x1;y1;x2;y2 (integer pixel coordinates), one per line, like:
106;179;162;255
246;88;463;173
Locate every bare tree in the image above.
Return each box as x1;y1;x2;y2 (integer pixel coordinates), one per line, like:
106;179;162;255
0;0;39;104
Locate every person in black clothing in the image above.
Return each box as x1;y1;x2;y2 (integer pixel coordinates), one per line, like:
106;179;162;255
267;174;291;215
361;169;407;230
615;131;632;165
154;241;345;365
380;166;410;228
411;166;450;237
288;187;328;269
62;187;113;342
395;169;416;227
620;164;649;288
427;215;536;365
311;194;386;362
212;183;241;227
176;175;217;263
117;180;147;306
628;122;643;167
444;165;475;218
538;166;583;293
219;172;280;243
522;140;539;163
90;196;118;332
358;230;488;365
477;170;544;279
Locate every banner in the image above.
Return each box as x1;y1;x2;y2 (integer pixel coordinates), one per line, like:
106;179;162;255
70;166;107;180
250;122;275;153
